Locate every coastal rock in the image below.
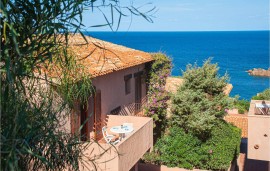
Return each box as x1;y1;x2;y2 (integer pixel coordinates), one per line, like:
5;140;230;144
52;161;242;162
247;68;270;77
165;77;233;95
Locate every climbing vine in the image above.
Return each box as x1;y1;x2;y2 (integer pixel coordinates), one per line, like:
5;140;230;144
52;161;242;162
145;53;172;138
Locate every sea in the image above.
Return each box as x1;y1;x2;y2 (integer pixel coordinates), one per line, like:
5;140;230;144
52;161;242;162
85;31;270;100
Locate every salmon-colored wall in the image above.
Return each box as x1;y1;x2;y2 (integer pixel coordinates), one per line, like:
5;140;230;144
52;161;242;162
107;115;153;171
92;63;147;117
63;64;148;136
78;115;153;171
248;100;270;161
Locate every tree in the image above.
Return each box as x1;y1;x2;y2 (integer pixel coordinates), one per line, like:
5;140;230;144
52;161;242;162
1;0;154;170
171;59;232;140
143;58;242;169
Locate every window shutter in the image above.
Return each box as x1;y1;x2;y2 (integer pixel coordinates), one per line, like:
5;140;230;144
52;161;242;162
71;101;80;136
95;90;102;140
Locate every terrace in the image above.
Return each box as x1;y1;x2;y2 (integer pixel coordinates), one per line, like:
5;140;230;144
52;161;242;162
247;100;270;161
249;100;270;116
80;115;153;171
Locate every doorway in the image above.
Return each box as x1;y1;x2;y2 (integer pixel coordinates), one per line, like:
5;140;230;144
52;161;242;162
71;89;102;141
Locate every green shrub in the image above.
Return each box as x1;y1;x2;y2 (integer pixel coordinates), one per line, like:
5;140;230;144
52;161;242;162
203;122;241;170
233;99;250;114
235;99;250;111
238;108;245;114
252;89;270;100
143;59;241;170
171;59;233;140
143;127;202;170
143;122;241;170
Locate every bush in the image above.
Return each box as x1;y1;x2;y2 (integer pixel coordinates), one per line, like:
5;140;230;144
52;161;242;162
143;127;202;170
203;122;241;170
144;59;241;170
235;99;250;111
252;89;270;100
171;59;233;140
238;108;245;114
233;99;250;114
143;122;241;170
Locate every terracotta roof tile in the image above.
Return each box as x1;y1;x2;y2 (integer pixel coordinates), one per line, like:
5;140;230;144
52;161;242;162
66;35;153;77
224;114;248;138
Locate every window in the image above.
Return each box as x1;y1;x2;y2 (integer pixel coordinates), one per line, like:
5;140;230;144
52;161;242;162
124;74;132;95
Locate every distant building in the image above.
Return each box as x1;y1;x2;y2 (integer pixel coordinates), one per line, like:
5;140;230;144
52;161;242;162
248;100;270;162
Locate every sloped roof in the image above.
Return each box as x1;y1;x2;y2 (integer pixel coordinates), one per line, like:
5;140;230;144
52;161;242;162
224;114;248;138
67;35;153;77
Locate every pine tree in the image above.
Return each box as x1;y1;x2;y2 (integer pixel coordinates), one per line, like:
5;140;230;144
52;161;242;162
171;59;232;140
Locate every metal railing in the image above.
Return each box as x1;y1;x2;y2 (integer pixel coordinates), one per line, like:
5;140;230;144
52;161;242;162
110;96;147;116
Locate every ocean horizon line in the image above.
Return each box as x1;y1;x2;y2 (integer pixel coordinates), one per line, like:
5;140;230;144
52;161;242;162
84;30;270;33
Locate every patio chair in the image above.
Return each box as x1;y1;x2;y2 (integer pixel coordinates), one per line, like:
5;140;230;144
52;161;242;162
255;102;270;115
102;126;120;145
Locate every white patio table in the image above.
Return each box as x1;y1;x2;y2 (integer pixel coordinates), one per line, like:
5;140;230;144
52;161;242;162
255;103;270;115
110;125;134;139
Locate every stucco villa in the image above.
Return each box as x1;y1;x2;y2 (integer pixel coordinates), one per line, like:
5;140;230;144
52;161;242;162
61;35;154;171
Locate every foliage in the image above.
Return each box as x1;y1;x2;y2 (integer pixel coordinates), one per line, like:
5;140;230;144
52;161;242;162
143;122;241;170
51;53;94;107
203;122;241;170
145;53;172;138
238;108;245;114
252;88;270;100
144;59;241;170
171;58;233;140
233;97;250;114
232;88;270;114
143;127;202;169
1;0;154;170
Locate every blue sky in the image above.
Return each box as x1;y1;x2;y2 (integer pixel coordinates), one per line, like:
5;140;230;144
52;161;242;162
82;0;270;31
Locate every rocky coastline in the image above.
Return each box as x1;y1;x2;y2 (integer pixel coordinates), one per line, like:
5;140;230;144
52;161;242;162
247;68;270;77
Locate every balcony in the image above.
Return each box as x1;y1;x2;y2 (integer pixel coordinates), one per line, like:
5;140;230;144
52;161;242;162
80;115;153;171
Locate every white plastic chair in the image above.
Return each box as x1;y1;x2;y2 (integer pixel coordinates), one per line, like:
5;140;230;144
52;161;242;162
102;126;120;145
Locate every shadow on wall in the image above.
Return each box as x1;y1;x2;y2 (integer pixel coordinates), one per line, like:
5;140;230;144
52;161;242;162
138;163;161;171
244;159;270;171
229;148;240;171
241;138;270;171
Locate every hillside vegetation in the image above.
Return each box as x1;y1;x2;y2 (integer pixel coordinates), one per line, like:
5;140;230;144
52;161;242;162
144;59;241;170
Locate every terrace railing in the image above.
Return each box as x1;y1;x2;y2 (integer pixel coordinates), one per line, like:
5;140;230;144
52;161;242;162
110;96;148;116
